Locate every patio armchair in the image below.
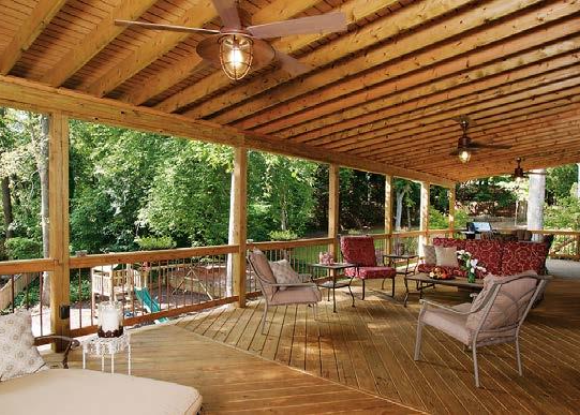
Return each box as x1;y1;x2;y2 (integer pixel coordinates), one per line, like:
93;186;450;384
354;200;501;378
248;250;322;333
414;271;549;387
340;236;397;300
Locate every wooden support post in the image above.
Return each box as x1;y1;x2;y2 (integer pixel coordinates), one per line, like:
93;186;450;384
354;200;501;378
449;186;456;237
232;147;248;307
328;164;340;258
419;181;430;256
384;175;393;255
48;111;70;350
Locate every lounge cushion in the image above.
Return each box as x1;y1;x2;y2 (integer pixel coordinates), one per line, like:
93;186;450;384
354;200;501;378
270;285;322;305
346;266;397;280
501;241;547;275
0;369;202;415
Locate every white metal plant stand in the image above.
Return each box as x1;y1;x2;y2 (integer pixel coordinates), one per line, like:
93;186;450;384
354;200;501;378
82;333;132;375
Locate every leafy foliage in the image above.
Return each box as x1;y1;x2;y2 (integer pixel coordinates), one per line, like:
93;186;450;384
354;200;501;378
135;236;176;250
5;237;42;259
545;197;580;230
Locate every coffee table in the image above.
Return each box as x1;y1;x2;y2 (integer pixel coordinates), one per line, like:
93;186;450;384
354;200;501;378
310;263;356;312
403;273;483;307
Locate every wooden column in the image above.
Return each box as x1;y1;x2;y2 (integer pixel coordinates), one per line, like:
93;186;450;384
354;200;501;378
419;181;430;256
328;164;340;258
384;175;393;254
232;147;248;308
48;111;70;350
448;186;456;237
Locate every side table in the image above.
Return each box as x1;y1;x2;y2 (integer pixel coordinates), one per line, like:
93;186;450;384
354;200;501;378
310;263;356;313
82;333;132;375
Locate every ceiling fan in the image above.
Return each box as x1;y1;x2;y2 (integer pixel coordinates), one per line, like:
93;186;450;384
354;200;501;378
115;0;347;81
449;115;512;163
512;157;547;179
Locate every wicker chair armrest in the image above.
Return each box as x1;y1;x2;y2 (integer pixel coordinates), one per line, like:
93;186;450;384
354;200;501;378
36;335;80;369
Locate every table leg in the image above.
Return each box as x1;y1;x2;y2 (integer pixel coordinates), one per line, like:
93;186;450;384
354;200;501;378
111;352;115;374
332;270;337;313
101;354;105;372
404;277;410;308
128;344;132;375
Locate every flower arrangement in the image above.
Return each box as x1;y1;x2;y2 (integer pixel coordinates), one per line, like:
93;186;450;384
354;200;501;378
456;250;486;283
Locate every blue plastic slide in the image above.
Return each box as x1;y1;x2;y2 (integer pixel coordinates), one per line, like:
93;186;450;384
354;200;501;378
134;287;169;323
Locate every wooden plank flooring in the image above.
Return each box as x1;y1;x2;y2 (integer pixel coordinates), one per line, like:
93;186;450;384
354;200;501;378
176;277;580;414
55;324;416;414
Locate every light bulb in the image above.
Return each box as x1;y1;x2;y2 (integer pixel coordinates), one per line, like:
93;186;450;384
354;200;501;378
458;149;471;163
219;34;253;80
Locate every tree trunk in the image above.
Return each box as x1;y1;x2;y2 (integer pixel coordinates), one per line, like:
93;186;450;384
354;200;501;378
527;169;546;240
1;176;13;239
395;190;405;231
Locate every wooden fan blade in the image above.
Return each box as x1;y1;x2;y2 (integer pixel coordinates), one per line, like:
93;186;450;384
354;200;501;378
449;149;460;156
275;50;311;76
212;0;241;29
115;20;220;35
247;12;347;39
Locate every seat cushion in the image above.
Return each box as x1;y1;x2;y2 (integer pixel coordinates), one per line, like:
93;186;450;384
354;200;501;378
270;285;322;305
346;266;396;280
0;369;202;415
249;250;277;298
421;304;471;345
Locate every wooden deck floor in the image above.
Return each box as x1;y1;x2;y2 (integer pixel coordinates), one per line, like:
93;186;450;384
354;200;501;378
175;277;580;415
58;324;416;414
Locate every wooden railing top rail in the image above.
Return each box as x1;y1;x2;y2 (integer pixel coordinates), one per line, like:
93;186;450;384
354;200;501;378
0;258;57;274
249;237;334;250
70;244;239;268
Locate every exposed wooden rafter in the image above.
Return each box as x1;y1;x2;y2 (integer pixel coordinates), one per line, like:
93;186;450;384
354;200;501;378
0;0;67;74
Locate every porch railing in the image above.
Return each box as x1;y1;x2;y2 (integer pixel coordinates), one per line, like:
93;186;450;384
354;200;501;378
1;228;578;339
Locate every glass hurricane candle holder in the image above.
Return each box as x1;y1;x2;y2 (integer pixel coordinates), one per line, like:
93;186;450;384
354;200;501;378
98;300;123;338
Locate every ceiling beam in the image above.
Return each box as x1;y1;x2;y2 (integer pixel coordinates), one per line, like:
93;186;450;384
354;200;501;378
82;0;219;97
0;0;67;75
250;18;580;135
278;46;580;142
117;0;324;105
201;0;549;123
237;11;580;132
157;0;479;115
41;0;157;87
0;75;455;187
300;67;580;149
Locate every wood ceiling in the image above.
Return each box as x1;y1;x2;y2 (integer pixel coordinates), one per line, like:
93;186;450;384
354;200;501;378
0;0;579;184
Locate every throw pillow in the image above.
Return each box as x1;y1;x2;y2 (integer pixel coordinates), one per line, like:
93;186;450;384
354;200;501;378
269;259;301;291
435;246;459;267
423;245;437;265
0;311;47;382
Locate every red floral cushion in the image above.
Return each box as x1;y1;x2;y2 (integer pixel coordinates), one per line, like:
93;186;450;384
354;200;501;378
432;238;466;251
341;236;377;267
465;239;503;276
501;241;547;276
417;263;466;278
346;266;396;280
